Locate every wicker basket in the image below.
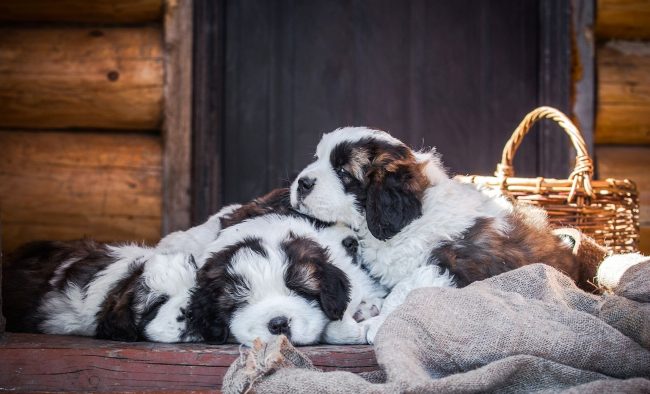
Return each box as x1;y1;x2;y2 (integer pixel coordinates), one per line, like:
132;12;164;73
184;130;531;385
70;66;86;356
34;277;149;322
456;106;639;254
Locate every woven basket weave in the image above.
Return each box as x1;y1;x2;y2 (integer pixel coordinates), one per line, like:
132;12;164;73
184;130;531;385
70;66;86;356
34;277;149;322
456;106;639;254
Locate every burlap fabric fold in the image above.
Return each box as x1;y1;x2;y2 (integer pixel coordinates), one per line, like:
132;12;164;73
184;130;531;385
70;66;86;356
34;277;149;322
224;260;650;393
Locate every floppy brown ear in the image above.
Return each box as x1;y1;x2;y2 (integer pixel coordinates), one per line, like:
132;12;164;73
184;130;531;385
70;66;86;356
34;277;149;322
365;151;427;240
283;236;351;320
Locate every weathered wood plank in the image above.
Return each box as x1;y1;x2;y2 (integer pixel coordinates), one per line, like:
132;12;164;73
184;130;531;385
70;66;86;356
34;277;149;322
596;0;650;40
0;131;162;252
596;146;649;228
596;41;650;144
0;27;163;131
0;0;163;23
0;221;4;338
0;333;378;392
162;0;192;234
641;227;650;255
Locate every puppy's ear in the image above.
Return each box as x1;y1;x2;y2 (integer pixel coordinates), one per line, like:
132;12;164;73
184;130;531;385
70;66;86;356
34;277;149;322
185;253;233;344
365;148;427;240
283;236;351;320
318;262;351;320
95;266;144;341
185;284;230;344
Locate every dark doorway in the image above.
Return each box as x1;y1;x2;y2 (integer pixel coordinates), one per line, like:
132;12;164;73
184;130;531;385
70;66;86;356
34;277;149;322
193;0;575;222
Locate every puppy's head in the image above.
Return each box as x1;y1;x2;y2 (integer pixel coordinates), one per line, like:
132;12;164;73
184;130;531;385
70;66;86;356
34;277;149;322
186;224;350;346
291;127;445;240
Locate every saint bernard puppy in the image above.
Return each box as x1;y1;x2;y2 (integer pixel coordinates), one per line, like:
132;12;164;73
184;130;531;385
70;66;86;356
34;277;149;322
2;189;384;345
290;127;581;340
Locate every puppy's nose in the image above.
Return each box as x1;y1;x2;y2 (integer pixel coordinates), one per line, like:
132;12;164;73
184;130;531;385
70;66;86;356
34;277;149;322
297;177;316;197
268;316;290;336
342;236;358;255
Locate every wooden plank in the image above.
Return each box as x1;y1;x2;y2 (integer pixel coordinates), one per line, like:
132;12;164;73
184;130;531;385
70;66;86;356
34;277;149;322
596;146;650;227
192;0;225;223
596;41;650;144
0;131;162;252
571;0;596;156
641;227;650;255
0;221;4;338
596;0;650;40
0;333;378;392
0;27;163;131
0;0;162;23
162;0;192;234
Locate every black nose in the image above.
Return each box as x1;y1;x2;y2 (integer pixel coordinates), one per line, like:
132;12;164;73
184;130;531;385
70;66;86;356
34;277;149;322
268;316;290;336
342;236;358;255
297;177;316;197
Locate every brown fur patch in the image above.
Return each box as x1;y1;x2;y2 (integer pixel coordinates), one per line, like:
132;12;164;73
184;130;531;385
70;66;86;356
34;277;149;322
95;263;145;341
220;188;293;229
370;148;430;199
432;203;581;289
2;239;112;333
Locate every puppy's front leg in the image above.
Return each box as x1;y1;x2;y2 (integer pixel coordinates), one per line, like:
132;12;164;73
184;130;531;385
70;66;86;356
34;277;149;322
322;314;369;345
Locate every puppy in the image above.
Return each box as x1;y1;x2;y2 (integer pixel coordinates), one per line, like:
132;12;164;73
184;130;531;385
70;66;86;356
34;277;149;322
2;240;198;342
290;127;580;339
187;213;385;345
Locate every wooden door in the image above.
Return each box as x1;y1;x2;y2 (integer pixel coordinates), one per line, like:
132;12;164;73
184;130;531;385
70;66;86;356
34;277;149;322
193;0;574;220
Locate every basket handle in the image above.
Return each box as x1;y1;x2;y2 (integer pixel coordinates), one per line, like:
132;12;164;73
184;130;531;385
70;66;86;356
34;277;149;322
494;106;594;202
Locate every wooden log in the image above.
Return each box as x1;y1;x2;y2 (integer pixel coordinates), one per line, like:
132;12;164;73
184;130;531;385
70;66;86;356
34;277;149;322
0;27;163;131
0;0;163;23
596;41;650;144
0;131;162;252
0;333;379;392
162;0;193;234
596;146;650;228
596;0;650;40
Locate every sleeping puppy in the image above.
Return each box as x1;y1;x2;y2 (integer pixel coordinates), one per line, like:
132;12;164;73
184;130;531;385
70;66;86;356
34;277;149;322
186;213;386;345
2;240;198;342
289;127;580;340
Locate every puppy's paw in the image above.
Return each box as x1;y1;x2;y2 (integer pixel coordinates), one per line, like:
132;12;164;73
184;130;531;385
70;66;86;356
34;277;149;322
352;298;382;323
322;315;369;345
361;315;387;345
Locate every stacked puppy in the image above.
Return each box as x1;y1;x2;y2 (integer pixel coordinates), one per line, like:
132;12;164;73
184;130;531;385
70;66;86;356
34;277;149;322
3;127;581;345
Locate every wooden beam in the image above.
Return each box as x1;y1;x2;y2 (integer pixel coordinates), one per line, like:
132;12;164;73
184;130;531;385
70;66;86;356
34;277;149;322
641;227;650;255
0;131;162;252
0;0;163;24
538;0;574;178
0;221;4;338
162;0;193;234
571;0;596;156
596;146;650;228
0;333;378;392
596;41;650;144
596;0;650;40
191;0;225;224
0;27;163;131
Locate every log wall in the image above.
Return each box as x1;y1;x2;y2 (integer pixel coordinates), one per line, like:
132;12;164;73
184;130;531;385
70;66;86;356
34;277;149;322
0;27;163;130
596;0;650;254
0;1;168;253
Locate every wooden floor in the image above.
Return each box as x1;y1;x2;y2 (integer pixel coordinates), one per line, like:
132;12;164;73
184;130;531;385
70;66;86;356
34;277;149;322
0;333;379;392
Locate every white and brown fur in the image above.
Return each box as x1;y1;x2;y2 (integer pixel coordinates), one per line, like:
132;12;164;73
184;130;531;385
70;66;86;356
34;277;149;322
2;189;384;345
290;127;582;340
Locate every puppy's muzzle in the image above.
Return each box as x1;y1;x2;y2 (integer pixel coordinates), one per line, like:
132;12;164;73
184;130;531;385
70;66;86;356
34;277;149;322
297;176;316;199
